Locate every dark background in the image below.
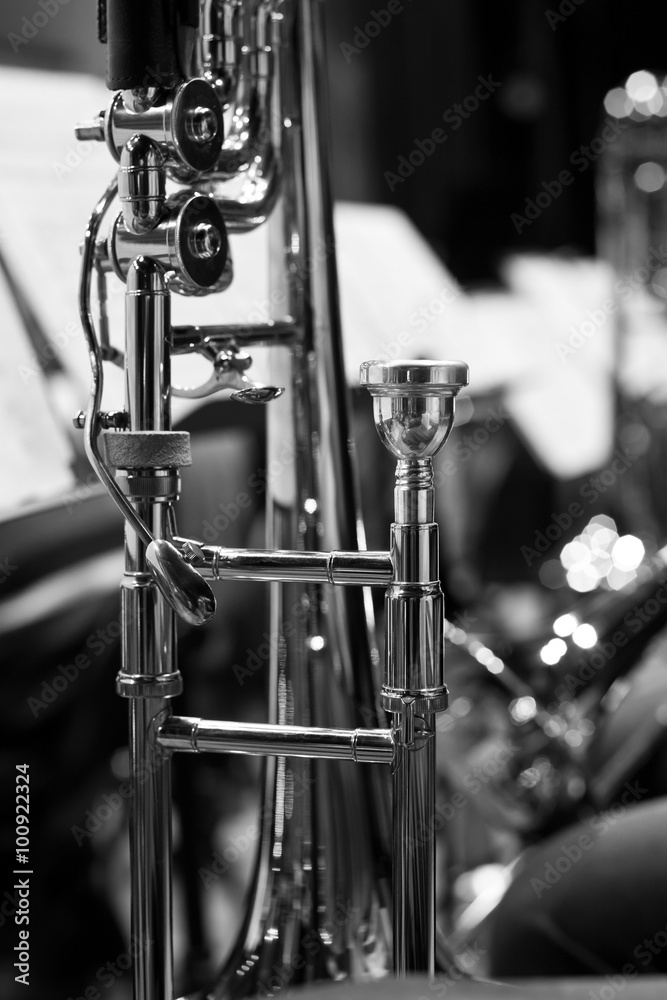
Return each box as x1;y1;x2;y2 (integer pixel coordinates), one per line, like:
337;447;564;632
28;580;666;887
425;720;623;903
3;0;667;283
324;0;667;283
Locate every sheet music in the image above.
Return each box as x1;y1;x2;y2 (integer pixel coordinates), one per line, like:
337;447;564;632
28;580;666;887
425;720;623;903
0;269;73;511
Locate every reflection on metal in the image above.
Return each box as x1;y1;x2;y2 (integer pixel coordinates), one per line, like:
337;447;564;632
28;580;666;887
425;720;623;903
75;2;469;998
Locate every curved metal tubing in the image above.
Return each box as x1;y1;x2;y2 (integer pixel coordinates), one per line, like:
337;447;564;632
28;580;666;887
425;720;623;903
78;179;153;550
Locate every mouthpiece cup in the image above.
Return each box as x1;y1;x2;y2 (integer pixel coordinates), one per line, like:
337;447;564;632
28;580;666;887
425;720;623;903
359;360;469;461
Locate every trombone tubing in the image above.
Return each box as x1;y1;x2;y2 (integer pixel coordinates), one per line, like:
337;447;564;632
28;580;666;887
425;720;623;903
198;544;393;585
158;716;395;763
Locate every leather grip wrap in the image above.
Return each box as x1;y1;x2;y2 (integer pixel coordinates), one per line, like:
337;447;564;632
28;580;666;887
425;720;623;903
106;0;180;91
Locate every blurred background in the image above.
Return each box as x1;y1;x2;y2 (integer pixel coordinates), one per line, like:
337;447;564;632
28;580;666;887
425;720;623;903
4;0;667;997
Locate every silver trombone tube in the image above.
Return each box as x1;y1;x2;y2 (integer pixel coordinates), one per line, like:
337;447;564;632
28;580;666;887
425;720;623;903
196;544;393;585
360;360;469;978
117;257;180;1000
393;715;436;975
158;716;395;762
171;321;298;350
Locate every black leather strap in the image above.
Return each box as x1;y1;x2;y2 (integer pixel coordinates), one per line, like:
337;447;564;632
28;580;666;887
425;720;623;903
105;0;180;91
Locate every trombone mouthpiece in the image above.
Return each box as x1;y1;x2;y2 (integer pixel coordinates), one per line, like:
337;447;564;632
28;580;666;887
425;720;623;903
359;359;469;462
146;539;217;626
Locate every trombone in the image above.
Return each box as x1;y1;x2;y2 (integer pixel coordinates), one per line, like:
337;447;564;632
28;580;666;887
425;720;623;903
76;1;468;996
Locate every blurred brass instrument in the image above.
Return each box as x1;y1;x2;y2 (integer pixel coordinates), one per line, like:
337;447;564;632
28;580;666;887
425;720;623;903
75;2;468;998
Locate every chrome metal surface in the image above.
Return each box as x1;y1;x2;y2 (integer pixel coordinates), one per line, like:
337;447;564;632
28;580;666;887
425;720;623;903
206;2;393;994
146;539;216;626
75;117;105;142
104;80;224;173
158;717;395;763
393;711;436;976
383;585;446;708
361;360;470;974
78;6;471;999
197;544;393;585
109;195;229;292
123;86;162;115
125;257;170;430
116;670;183;699
391;523;439;583
128;699;174;1000
395;461;435;524
117;471;181;500
360;360;469;390
171;321;298;350
78;181;154;550
360;360;468;463
118;134;165;235
118;259;181;1000
171;346;283;401
124;257;216;624
199;0;284;231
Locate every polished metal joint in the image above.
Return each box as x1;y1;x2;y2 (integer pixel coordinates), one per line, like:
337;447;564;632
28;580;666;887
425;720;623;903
394;459;435;523
85;80;224;174
390;523;439;585
381;688;448;716
116;671;183;699
118;133;166;236
116;470;181;502
108;194;229;293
